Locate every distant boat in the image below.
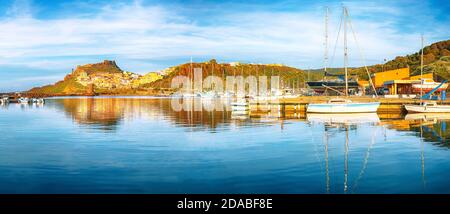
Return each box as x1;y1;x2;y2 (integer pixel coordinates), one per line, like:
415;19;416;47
18;97;30;104
307;98;380;113
412;78;448;93
306;7;380;114
31;98;45;104
404;101;450;113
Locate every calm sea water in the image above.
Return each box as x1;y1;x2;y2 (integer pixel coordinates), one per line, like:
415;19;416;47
0;97;449;193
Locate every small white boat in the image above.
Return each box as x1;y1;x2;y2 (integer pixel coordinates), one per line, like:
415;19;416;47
306;8;380;114
307;98;380;113
31;98;45;104
404;101;450;113
18;97;30;104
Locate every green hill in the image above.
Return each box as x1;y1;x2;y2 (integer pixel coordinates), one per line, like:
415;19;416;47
351;39;450;80
145;59;306;89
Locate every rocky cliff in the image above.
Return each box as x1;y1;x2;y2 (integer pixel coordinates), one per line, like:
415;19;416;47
28;60;162;96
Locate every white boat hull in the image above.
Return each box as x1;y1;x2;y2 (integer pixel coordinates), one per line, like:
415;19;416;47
404;104;450;113
306;102;380;113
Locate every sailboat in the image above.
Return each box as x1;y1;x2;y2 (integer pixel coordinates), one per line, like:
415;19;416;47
404;36;450;113
306;7;380;113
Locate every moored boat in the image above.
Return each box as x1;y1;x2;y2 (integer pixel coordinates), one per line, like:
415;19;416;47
404;36;450;113
18;97;30;104
306;7;380;114
307;98;380;113
31;98;45;104
404;101;450;113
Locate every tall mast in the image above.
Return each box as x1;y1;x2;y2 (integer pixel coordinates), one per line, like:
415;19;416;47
420;35;424;101
343;7;349;96
324;7;329;73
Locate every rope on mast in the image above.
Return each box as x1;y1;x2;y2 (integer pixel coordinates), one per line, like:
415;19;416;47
346;10;379;97
329;8;343;70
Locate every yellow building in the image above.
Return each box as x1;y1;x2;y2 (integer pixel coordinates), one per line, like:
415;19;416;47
383;72;434;95
371;67;410;88
409;73;433;80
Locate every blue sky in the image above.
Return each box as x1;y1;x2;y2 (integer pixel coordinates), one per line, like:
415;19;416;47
0;0;449;91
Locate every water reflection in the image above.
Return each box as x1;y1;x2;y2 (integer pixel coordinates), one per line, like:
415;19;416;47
1;97;450;193
43;97;450;146
405;113;449;146
307;113;380;193
48;97;242;132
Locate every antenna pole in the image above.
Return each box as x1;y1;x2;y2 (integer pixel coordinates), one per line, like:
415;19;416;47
324;7;329;73
420;35;424;101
